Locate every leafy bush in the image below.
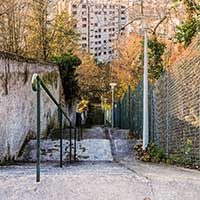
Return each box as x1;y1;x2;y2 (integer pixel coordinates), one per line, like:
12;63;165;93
148;143;166;163
134;142;166;163
52;52;82;102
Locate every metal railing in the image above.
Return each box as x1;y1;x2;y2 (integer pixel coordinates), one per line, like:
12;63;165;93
113;81;154;139
32;73;79;182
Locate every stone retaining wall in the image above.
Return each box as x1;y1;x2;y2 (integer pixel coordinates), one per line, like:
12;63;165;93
0;52;74;162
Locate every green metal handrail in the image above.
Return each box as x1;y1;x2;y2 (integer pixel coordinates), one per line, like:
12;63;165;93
32;73;77;182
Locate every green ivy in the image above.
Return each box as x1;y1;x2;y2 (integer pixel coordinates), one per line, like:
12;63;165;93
176;19;200;47
174;0;200;47
52;52;82;102
148;39;166;80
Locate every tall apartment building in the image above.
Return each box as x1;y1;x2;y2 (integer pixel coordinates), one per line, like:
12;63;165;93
68;0;128;63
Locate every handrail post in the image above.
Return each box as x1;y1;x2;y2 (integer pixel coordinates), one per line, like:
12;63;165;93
58;106;63;168
69;122;72;163
32;73;75;167
80;123;83;140
74;128;77;161
36;77;41;182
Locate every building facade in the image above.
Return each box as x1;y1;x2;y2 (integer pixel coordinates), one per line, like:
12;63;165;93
69;0;128;63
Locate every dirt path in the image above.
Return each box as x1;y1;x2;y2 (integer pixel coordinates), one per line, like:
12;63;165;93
1;127;200;200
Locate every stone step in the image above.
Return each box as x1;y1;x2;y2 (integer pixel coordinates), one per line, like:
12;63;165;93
18;139;113;162
48;128;81;140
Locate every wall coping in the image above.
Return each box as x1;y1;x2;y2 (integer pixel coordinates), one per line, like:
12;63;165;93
0;51;57;67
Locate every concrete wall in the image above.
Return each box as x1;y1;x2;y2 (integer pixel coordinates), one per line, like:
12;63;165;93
152;36;200;162
0;52;74;162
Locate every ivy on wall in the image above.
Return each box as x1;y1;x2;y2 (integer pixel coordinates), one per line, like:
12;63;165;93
148;39;166;80
176;19;200;47
140;38;166;80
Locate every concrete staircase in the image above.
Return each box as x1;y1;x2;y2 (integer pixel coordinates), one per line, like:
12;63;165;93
19;127;113;162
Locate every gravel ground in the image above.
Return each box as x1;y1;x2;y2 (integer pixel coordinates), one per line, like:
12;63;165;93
1;127;200;200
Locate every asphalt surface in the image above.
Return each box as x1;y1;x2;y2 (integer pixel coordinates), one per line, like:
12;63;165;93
0;127;200;200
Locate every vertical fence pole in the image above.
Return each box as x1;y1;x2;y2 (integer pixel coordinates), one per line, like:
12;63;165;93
36;78;40;182
128;86;131;129
112;88;114;128
59;106;63;168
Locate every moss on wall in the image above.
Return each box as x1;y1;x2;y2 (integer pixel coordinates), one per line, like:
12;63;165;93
41;71;59;87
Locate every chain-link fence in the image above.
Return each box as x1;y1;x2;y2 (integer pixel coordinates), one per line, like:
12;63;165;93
113;36;200;164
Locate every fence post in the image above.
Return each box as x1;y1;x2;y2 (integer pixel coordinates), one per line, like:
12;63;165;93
128;86;131;129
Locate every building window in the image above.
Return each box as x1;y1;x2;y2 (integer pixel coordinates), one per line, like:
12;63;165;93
82;24;87;28
82;4;86;8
